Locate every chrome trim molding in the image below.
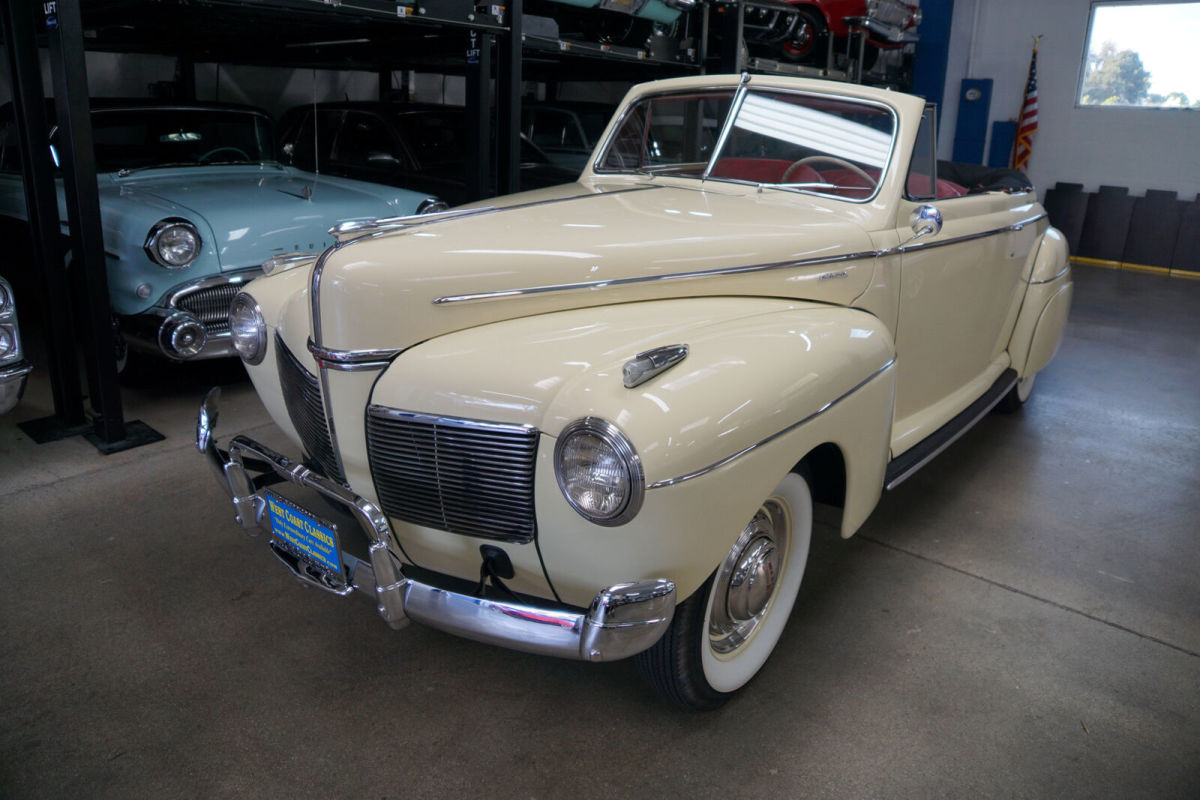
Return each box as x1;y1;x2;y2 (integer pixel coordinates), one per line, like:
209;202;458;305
701;81;751;180
649;358;896;489
367;406;537;435
331;186;663;244
165;266;263;309
1030;264;1071;285
433;249;884;305
331;205;496;241
307;338;400;371
896;213;1047;255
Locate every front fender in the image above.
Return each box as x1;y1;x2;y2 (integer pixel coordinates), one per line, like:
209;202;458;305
370;296;896;605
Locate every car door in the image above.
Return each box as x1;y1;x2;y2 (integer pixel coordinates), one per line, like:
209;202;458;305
889;107;1038;457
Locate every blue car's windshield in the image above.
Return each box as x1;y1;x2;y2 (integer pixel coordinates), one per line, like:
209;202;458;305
84;108;275;173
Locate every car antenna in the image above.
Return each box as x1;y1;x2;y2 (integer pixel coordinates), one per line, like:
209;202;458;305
311;68;319;178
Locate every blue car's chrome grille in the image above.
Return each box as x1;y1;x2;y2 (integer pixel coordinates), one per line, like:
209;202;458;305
365;407;538;544
275;334;343;483
177;283;240;334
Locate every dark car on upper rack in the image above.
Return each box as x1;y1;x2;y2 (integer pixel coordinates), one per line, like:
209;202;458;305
277;102;579;206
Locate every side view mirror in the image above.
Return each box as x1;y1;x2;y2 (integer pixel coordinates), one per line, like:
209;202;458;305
907;204;943;243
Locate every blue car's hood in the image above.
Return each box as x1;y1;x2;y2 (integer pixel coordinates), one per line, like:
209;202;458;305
102;165;424;271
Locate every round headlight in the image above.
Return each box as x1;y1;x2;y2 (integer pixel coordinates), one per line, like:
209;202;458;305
554;417;644;526
145;219;201;268
229;292;266;365
417;198;449;215
0;282;11;314
0;325;15;361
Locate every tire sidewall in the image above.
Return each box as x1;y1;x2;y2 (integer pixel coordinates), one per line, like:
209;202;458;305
699;472;813;693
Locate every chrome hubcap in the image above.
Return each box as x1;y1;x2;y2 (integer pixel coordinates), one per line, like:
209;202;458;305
709;499;787;655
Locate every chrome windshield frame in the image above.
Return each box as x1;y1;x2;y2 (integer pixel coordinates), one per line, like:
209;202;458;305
593;79;900;205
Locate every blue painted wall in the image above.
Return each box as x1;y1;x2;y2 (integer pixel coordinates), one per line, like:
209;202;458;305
911;0;955;139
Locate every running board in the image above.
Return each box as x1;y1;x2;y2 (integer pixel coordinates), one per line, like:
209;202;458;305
884;368;1018;491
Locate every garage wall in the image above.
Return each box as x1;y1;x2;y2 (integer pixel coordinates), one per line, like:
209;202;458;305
940;0;1200;199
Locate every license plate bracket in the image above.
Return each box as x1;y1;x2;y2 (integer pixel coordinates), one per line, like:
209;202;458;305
264;490;345;585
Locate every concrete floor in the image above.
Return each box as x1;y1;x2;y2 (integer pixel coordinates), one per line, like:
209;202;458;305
1;265;1197;799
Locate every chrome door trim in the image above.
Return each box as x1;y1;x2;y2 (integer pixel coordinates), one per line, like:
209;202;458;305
648;358;896;489
896;212;1046;254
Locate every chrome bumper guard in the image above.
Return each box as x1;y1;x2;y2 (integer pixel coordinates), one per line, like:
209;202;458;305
0;360;32;415
196;388;676;661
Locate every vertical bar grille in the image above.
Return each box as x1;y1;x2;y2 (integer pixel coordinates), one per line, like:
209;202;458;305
177;284;240;334
366;407;538;543
275;333;344;483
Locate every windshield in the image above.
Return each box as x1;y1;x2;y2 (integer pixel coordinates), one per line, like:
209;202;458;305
83;108;275;173
597;87;896;201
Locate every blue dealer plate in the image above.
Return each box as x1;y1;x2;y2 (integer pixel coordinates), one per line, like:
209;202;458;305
265;491;343;578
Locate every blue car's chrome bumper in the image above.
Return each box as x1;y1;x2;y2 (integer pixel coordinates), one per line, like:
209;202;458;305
196;387;676;661
0;360;32;415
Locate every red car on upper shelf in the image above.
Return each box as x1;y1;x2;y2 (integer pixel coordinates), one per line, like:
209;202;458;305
766;0;921;67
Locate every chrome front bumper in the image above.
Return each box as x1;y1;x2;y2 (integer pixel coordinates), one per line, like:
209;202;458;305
0;360;32;415
196;388;676;662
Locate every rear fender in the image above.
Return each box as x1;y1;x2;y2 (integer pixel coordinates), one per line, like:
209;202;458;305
1009;227;1072;377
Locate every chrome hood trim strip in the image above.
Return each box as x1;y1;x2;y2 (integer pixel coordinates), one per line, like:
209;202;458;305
648;358;896;489
433;249;887;306
331;185;664;244
432;213;1048;307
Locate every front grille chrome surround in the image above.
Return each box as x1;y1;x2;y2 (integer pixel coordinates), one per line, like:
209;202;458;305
275;333;344;482
366;407;539;543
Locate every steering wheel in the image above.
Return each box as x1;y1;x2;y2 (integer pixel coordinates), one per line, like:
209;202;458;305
781;155;877;188
198;146;250;163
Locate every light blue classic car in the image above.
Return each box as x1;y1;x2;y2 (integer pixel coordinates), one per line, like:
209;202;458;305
0;101;444;363
0;274;31;414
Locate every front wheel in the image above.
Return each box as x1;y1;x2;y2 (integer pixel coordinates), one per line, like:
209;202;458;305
635;472;813;710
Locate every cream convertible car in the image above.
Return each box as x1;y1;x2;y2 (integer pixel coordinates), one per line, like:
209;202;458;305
198;74;1071;710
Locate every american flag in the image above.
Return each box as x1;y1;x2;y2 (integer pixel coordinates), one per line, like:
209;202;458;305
1012;41;1039;171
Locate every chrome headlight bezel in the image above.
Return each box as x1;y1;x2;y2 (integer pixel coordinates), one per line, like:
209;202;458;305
417;198;450;215
554;417;644;527
229;292;266;366
144;218;202;269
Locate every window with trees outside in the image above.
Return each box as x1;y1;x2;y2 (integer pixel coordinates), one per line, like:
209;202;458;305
1078;1;1200;109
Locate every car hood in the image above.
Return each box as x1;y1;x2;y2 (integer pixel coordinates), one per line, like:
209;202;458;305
102;166;420;270
312;177;881;353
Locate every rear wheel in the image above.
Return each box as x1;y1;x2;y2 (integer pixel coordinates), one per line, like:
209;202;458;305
996;373;1036;413
635;472;813;710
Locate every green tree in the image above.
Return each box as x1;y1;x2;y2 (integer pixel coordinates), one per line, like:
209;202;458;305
1081;41;1152;105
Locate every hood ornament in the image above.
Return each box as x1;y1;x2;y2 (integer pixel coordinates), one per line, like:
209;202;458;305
623;344;689;389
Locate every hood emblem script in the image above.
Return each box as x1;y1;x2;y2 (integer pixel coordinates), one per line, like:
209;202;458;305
623;344;689;389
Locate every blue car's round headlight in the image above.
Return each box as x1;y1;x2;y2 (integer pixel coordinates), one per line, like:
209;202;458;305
145;218;201;268
229;292;266;365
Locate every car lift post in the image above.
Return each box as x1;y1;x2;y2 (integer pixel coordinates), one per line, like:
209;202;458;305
41;0;162;452
1;0;87;437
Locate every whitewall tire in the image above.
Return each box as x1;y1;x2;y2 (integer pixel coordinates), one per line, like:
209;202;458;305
635;471;813;710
